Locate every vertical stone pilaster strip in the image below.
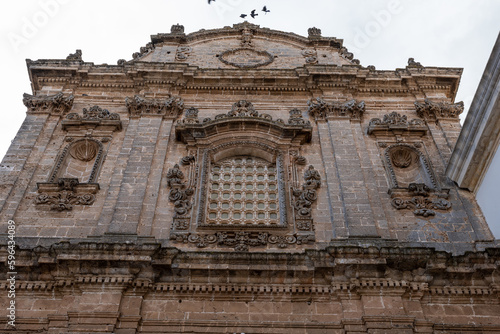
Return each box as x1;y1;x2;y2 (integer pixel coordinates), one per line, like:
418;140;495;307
137;119;174;236
326;119;378;237
0;114;57;226
316;120;348;238
350;122;390;238
106;116;163;234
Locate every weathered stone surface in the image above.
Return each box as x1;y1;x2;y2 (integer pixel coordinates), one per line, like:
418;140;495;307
0;23;498;333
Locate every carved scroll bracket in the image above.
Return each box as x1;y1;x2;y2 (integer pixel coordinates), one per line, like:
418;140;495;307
126;95;184;119
292;165;321;231
307;98;365;121
36;178;98;211
23;92;74;115
368;112;427;137
167;156;196;231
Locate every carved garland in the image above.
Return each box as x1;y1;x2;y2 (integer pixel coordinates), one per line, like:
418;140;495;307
35;179;96;211
126;95;184;118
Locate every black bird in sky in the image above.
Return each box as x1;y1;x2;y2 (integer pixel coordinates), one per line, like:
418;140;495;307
262;6;270;14
208;0;214;4
240;14;247;19
250;9;258;18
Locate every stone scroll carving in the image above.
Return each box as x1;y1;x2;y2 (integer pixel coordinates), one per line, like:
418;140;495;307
219;48;274;68
126;95;184;118
368;112;427;136
166;158;196;230
170;232;314;252
23;92;74;115
301;49;318;64
35;178;97;211
307;98;365;120
292;165;321;231
414;99;464;119
63;106;122;131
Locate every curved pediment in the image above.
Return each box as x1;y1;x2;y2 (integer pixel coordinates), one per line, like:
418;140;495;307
132;22;358;69
175;101;312;144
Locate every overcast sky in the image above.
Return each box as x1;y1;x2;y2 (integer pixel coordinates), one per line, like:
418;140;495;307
0;0;499;160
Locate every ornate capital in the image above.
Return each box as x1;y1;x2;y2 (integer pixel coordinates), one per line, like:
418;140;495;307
126;95;184;119
415;99;464;119
307;98;365;120
23;92;74;115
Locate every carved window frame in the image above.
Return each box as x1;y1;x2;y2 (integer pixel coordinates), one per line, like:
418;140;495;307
170;102;318;250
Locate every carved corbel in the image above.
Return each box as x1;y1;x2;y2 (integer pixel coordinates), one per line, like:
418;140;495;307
126;95;184;119
307;98;365;121
414;99;464;120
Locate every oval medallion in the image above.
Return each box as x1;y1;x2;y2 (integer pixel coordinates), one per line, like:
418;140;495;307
219;48;274;68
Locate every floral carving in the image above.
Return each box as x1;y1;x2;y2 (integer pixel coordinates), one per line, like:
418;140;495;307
178;107;200;124
126;95;184;118
23;92;74;114
368;112;426;136
391;196;451;217
307;98;365;120
66;106;120;121
166;164;194;217
132;42;154;60
308;27;321;38
170;231;314;251
414;99;464;119
35;178;97;211
292;165;321;219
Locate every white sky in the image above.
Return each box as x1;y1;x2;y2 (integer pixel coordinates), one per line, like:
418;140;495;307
0;0;499;160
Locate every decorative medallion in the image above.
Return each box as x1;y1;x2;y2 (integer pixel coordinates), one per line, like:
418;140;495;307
219;48;274;68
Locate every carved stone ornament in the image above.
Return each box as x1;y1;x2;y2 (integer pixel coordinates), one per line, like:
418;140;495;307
23;92;74;115
36;178;98;211
175;101;312;143
63;106;122;131
175;46;192;61
166;163;195;218
301;49;318;64
126;95;184;118
308;27;321;38
170;231;314;251
219;48;274;68
292;165;321;227
391;195;451;217
240;27;254;47
69;139;99;162
414;99;464;119
307;97;365;120
171;23;185;34
407;57;423;68
66;49;82;61
132;42;154;60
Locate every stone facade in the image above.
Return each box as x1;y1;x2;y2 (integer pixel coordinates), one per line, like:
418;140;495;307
0;22;499;333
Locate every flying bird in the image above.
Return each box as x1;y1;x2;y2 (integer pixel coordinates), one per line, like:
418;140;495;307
208;0;215;4
250;9;258;18
240;14;247;18
262;6;270;14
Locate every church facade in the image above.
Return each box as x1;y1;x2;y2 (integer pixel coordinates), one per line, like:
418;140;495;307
1;23;499;333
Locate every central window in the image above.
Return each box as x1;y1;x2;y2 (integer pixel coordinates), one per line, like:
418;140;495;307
207;156;279;226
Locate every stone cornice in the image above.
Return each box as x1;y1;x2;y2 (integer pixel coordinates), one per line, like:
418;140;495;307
125;94;184;119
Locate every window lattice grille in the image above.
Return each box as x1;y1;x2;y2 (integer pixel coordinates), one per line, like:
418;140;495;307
207;156;279;226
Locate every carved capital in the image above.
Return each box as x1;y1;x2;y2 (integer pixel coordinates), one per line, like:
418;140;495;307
307;98;365;120
126;95;184;119
23;92;74;115
414;99;464;119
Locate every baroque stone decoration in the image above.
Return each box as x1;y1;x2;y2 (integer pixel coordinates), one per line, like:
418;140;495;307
66;49;82;61
35;178;97;211
240;27;254;47
384;144;452;217
301;49;318;64
23;92;74;114
292;165;321;231
307;27;321;38
307;97;365;120
5;23;500;333
175;46;192;61
415;99;464;119
407;57;423;67
63;105;122;131
125;94;184;118
219;48;274;68
368;111;427;136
